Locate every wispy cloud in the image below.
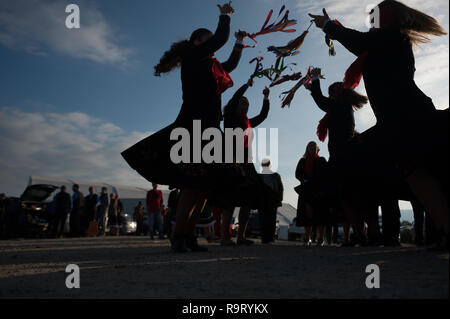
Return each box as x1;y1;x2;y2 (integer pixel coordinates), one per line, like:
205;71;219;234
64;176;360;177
0;107;152;196
0;0;132;65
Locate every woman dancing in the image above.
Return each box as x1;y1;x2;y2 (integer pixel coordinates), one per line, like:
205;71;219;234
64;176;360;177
304;67;369;245
309;0;449;245
220;78;271;246
122;2;247;252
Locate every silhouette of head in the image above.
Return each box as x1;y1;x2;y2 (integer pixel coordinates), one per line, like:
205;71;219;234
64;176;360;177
190;28;213;46
237;97;250;115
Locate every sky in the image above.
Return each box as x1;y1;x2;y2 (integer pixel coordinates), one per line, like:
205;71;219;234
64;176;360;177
0;0;448;211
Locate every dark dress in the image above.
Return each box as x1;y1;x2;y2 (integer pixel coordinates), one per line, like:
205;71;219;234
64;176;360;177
295;157;330;227
310;79;354;223
121;15;244;201
310;79;355;163
323;22;449;195
221;83;270;209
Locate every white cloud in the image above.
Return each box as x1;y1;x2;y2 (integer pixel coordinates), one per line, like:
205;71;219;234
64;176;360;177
0;107;153;196
0;0;132;65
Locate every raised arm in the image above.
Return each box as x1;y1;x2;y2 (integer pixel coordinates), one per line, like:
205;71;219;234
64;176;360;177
310;79;332;113
249;87;270;127
323;21;386;57
221;31;246;73
249;100;269;128
309;8;388;57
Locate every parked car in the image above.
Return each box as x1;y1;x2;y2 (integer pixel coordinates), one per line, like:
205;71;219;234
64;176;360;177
120;213;137;235
17;184;58;238
288;217;304;241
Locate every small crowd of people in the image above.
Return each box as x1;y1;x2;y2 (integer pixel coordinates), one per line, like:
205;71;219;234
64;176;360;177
294;141;441;247
50;184;124;238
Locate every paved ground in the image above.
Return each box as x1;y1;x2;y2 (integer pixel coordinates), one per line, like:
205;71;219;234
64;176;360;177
0;236;448;299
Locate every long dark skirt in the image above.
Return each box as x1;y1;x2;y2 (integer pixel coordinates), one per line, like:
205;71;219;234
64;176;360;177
334;109;449;201
296;181;331;227
121;123;264;209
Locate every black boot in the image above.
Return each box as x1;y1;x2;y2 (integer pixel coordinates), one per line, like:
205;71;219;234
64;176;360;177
185;234;208;252
171;234;188;253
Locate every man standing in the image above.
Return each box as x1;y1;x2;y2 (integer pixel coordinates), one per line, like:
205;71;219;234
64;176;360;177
83;186;98;235
70;184;84;237
259;159;284;244
53;186;72;237
134;201;145;236
146;183;164;240
96;187;109;236
0;193;10;239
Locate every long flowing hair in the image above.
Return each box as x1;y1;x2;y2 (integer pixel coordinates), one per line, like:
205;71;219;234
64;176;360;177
378;0;447;45
303;141;319;159
329;82;368;111
154;28;212;76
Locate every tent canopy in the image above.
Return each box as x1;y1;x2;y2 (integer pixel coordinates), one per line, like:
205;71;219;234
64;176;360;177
233;203;296;226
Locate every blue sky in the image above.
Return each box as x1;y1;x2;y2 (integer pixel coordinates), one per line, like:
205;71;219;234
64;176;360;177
0;0;448;210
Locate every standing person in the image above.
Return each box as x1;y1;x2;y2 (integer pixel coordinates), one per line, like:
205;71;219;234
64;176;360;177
96;187;109;236
134;201;145;236
221;79;271;246
309;1;449;242
83;186;98;235
53;186;71;237
167;188;180;240
146;183;164;240
70;184;84;237
305;67;368;245
211;206;226;241
259;159;284;244
412;200;439;247
0;193;10;239
122;2;246;253
295;142;329;246
108;193;119;235
380;199;401;246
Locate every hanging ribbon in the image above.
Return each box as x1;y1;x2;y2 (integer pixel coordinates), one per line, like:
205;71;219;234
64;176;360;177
267;21;313;58
280;67;312;108
270;71;303;87
249;56;273;81
248;6;297;46
325;20;342;56
269;56;297;82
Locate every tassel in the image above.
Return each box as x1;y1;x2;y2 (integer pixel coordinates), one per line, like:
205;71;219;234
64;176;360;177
317;113;330;142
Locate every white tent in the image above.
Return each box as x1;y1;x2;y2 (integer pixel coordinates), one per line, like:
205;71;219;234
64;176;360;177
232;203;297;226
28;176;170;214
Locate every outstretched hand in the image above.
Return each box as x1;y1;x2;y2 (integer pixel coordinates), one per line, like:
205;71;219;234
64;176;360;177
263;87;270;98
310;67;325;79
218;1;235;15
309;8;330;29
304;82;312;91
235;30;248;41
247;77;254;87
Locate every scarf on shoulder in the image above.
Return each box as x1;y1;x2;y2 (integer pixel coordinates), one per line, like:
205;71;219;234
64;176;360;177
304;152;319;178
211;57;234;95
238;114;252;148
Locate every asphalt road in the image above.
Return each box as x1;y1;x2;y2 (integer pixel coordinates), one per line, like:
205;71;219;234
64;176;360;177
0;236;448;299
